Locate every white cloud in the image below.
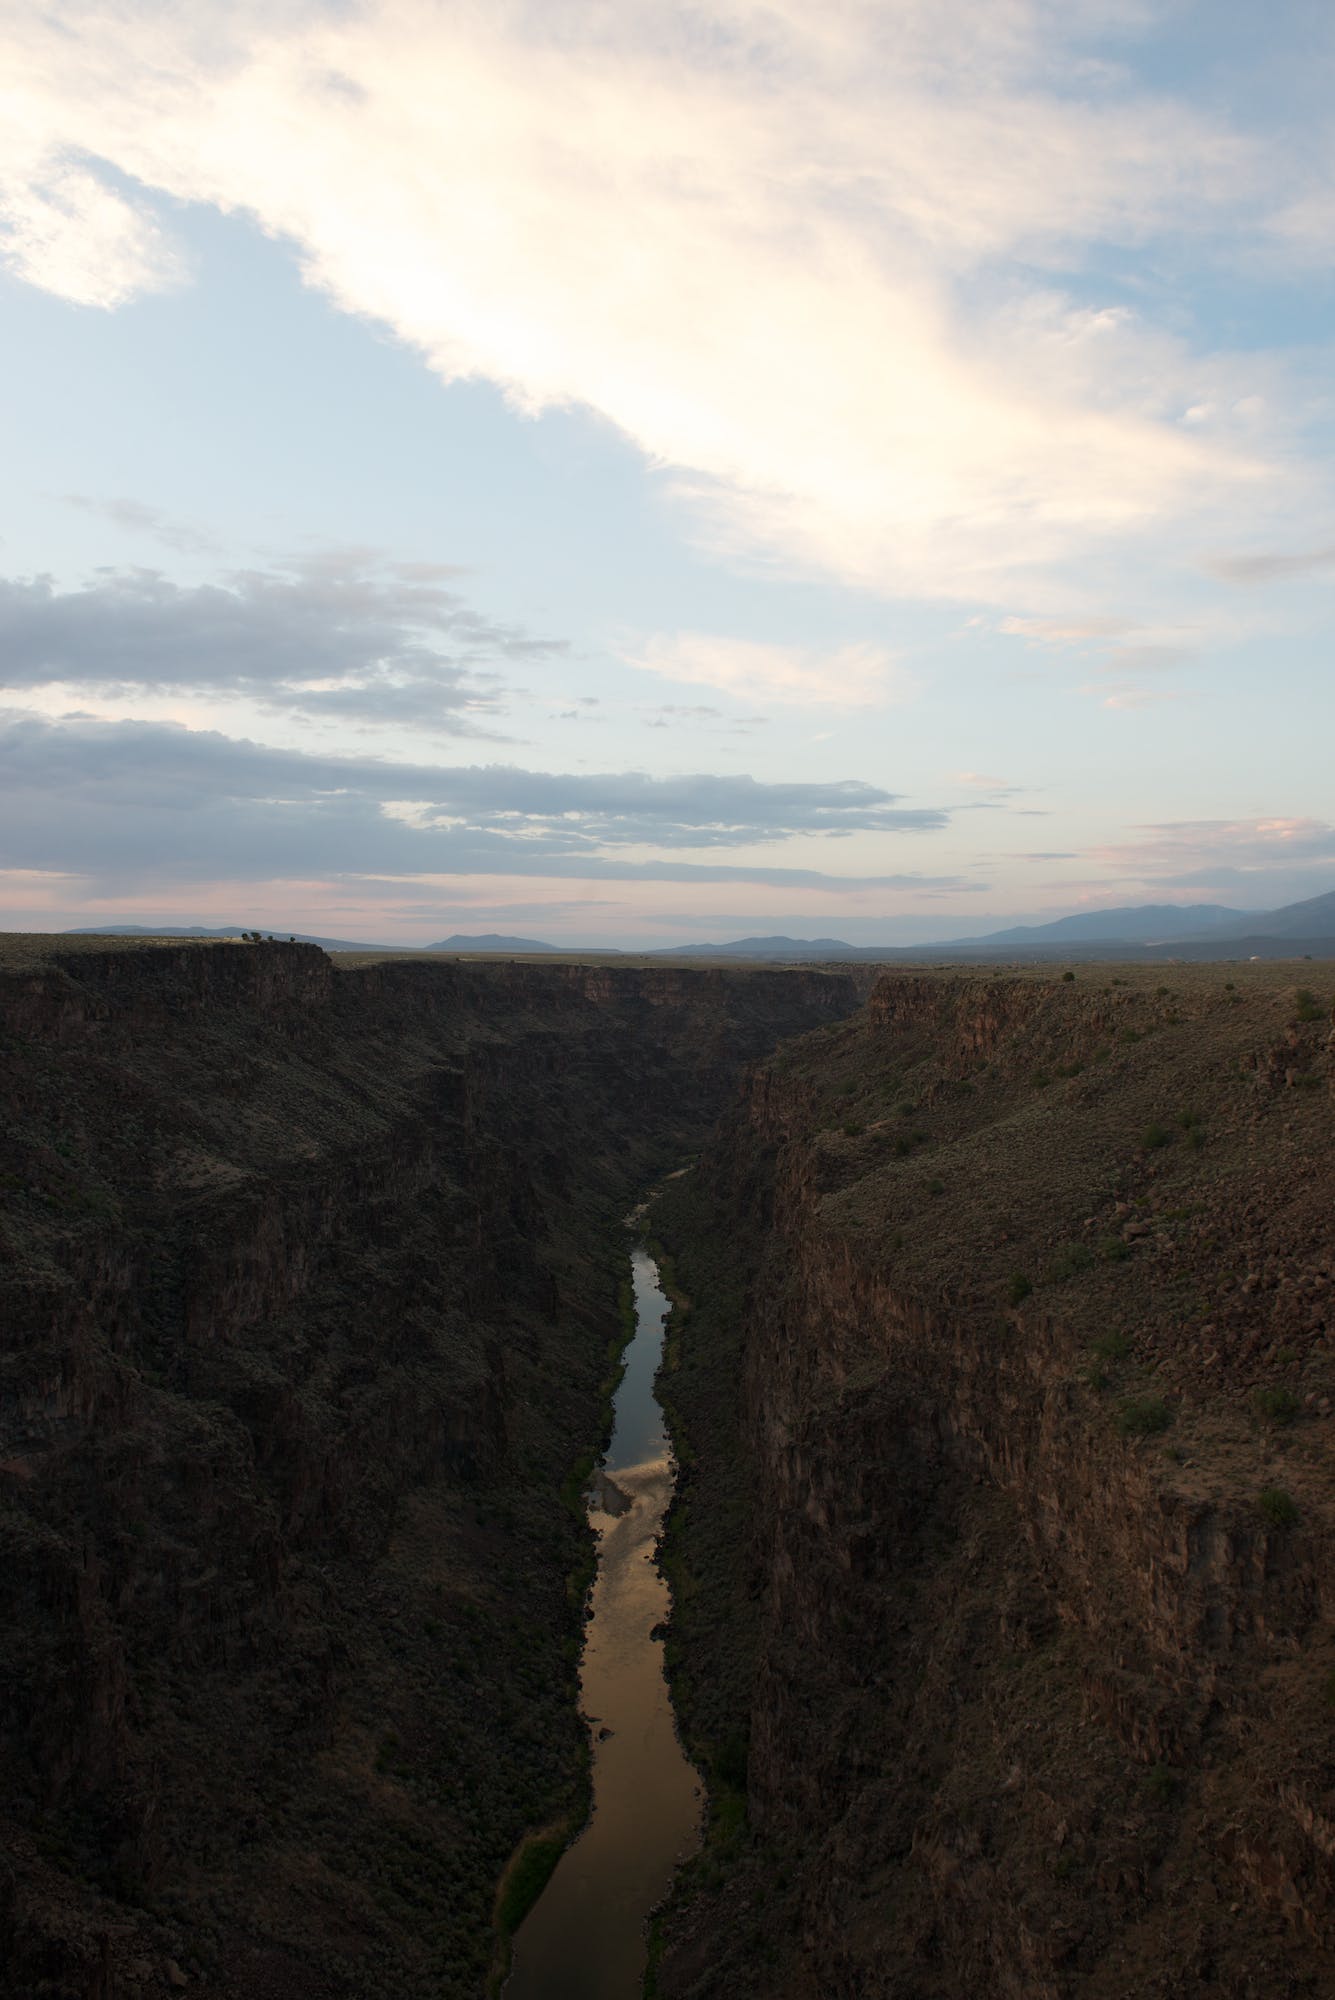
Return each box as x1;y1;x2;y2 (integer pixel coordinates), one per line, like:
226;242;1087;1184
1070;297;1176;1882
0;158;182;307
0;2;1315;606
1092;816;1335;883
626;632;903;708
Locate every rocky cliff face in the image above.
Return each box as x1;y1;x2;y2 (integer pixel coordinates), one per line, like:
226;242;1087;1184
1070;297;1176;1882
0;938;864;2000
655;963;1335;2000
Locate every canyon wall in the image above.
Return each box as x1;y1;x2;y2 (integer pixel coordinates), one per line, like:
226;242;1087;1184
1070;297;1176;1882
655;963;1335;2000
0;938;864;2000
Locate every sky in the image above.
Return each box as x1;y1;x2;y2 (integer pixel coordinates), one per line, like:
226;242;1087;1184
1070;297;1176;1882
2;0;1334;948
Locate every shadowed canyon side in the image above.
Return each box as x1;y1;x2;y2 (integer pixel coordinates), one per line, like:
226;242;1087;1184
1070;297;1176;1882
0;939;864;2000
652;964;1335;1999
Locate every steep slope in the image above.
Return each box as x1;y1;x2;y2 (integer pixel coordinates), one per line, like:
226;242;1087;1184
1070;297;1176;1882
0;937;864;2000
655;961;1335;1999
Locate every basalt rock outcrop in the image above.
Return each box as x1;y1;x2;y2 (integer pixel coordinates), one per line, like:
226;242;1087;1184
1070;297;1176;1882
0;938;863;2000
655;962;1335;2000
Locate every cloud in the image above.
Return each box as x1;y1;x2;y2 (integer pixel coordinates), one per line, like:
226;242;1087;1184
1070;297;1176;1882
1206;542;1335;584
628;632;904;708
61;493;220;555
0;555;563;733
1090;816;1335;893
0;708;952;889
0;156;183;307
999;616;1131;644
0;2;1295;610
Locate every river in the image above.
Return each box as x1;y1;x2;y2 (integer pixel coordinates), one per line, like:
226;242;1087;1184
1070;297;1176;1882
504;1246;702;1999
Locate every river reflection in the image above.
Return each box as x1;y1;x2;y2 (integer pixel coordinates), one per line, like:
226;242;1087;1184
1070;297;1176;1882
505;1249;702;2000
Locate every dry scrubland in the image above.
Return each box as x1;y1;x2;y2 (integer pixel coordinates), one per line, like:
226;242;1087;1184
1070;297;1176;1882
652;957;1335;1999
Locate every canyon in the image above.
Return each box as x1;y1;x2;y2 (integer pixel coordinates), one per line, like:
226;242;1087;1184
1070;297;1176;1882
2;940;1333;1998
0;938;861;1999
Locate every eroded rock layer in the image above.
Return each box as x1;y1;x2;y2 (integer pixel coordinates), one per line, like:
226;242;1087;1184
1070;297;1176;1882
655;963;1335;2000
0;939;862;1999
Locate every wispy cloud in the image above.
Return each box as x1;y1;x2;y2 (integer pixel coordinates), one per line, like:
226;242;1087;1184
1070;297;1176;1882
1206;542;1335;584
0;2;1302;611
627;632;904;709
1090;816;1335;894
61;493;220;555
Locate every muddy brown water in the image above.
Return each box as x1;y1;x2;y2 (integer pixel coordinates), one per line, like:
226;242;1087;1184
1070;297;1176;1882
505;1248;703;1999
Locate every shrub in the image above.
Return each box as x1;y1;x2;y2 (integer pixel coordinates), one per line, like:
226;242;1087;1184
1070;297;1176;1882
927;1178;945;1197
1257;1487;1299;1528
842;1121;864;1137
1008;1272;1033;1306
1047;1241;1093;1282
1253;1386;1300;1426
1093;1330;1131;1361
1119;1027;1142;1045
1100;1236;1130;1263
1143;1763;1178;1805
1116;1395;1172;1437
1062;970;1075;982
1294;988;1323;1023
1141;1122;1171;1150
1032;1069;1051;1087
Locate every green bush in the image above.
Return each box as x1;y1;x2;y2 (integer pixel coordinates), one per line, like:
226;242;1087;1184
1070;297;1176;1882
1061;969;1075;982
1093;1330;1131;1361
1294;989;1325;1023
1100;1236;1130;1263
1257;1487;1299;1528
1142;1762;1178;1805
1046;1241;1093;1282
842;1120;864;1137
1116;1395;1172;1437
1007;1272;1033;1306
1141;1122;1171;1150
1253;1386;1300;1426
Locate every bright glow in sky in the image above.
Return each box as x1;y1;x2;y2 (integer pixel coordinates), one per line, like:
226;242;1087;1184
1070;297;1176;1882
2;0;1333;945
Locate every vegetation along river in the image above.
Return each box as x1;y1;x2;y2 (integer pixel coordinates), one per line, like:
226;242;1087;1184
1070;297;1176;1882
505;1246;703;1998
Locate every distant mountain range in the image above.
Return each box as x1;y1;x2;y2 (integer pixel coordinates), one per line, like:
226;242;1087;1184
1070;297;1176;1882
63;889;1335;962
421;933;560;953
655;934;864;960
956;904;1247;947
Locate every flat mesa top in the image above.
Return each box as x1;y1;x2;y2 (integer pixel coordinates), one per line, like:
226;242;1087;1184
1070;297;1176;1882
0;932;1329;992
0;932;244;973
